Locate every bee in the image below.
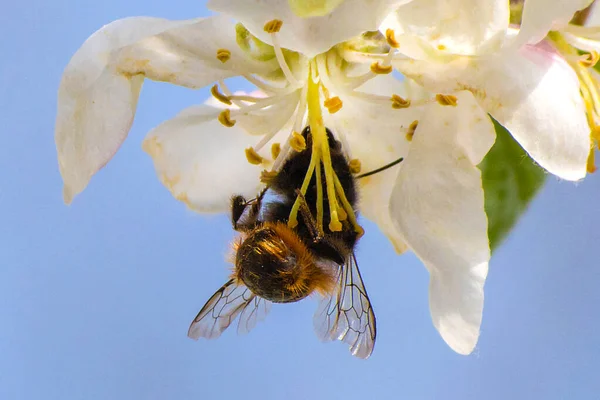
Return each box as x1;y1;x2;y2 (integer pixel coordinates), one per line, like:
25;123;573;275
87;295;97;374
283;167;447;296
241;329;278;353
188;127;401;358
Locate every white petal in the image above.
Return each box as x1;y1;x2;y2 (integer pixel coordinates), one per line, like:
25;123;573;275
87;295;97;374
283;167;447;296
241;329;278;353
390;91;494;355
288;0;346;17
56;16;277;203
514;0;594;48
382;0;509;56
327;74;423;253
143;106;268;213
393;45;590;181
208;0;413;57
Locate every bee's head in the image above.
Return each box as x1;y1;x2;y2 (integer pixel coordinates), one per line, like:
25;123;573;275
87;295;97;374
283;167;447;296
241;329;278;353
233;222;335;303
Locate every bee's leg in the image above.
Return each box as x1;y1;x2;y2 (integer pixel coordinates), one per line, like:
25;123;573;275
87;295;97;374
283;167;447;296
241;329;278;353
231;188;268;231
294;189;324;242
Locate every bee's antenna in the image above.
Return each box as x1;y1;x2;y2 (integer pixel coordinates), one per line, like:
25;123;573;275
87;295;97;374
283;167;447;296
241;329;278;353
356;157;404;179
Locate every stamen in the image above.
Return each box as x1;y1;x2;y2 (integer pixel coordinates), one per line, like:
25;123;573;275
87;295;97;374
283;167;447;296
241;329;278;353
315;160;324;233
263;20;301;88
218;109;236;127
391;94;411;109
271;142;281;160
349;159;361;174
290;131;307;151
385;28;400;48
333;174;364;237
436;94;458;106
406;120;419;141
263;19;283;33
370;62;393;74
260;169;278;184
288;156;317;228
323;96;343;113
210;84;232;105
579;51;600;68
216;48;231;63
245;147;264;165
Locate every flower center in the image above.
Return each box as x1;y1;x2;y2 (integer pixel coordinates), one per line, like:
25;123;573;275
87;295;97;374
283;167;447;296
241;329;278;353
210;21;459;235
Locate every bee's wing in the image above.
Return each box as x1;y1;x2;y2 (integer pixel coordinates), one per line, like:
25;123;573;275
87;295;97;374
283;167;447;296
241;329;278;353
188;279;271;340
313;253;376;359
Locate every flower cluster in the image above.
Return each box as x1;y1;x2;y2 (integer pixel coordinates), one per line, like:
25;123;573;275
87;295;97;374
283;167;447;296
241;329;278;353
55;0;596;355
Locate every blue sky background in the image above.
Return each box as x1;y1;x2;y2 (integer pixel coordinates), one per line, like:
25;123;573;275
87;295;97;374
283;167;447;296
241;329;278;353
1;1;599;399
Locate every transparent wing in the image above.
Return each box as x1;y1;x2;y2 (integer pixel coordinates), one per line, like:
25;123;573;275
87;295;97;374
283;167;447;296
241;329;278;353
188;279;271;340
313;254;376;359
237;294;272;335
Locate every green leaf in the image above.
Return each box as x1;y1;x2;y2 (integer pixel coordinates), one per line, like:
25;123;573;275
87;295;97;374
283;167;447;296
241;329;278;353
479;118;547;251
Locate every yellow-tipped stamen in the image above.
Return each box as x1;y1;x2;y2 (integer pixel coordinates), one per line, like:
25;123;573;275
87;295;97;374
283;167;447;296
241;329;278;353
210;84;232;105
406;120;419;141
323;96;343;113
260;169;278;184
263;19;283;33
391;94;411;109
436;94;458;106
370;62;393;74
315;159;324;233
288;156;317;228
579;51;600;68
216;48;231;63
333;173;364;237
218;109;236;127
349;159;361;174
290;131;307;151
385;28;399;48
307;68;343;232
245;147;264;165
263;20;300;87
271;142;281;160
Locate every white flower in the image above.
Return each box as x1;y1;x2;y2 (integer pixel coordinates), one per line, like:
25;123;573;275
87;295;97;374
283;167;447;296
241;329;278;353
379;0;592;181
56;5;495;354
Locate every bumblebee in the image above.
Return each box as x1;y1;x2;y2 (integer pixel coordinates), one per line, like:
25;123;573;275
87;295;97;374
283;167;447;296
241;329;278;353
188;127;397;359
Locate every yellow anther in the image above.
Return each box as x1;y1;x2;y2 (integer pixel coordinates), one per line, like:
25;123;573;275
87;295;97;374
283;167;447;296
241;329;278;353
385;28;400;48
260;169;278;184
290;131;307;152
349;159;361;174
329;212;343;232
218;109;236;127
580;51;600;68
391;94;411;109
245;147;264;165
370;62;393;74
406;120;418;141
264;19;283;33
436;94;458;106
216;48;231;63
210;84;232;105
271;142;281;160
324;96;343;114
437;44;447;51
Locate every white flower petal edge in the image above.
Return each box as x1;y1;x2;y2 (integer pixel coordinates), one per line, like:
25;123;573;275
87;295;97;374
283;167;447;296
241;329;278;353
56;15;277;203
390;91;494;355
143;106;275;213
514;0;594;48
387;0;509;56
393;44;589;181
208;0;413;57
